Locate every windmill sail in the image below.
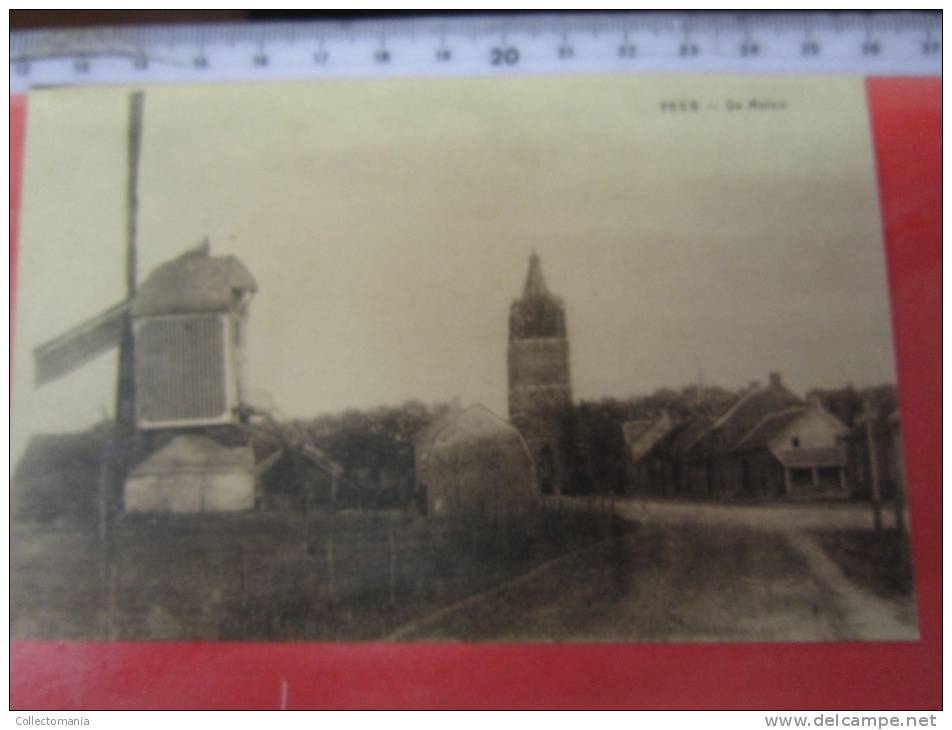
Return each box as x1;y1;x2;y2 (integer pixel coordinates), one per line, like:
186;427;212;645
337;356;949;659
33;92;145;391
33;299;130;386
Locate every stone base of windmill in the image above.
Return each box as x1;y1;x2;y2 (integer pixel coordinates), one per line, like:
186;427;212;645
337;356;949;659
124;434;256;513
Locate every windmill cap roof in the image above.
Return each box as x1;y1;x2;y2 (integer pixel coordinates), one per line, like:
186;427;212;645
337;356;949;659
132;241;257;317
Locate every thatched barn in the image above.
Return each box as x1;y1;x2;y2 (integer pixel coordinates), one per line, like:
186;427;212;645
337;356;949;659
414;405;538;518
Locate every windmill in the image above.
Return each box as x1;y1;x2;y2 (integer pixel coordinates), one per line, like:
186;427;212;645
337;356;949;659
33;91;260;514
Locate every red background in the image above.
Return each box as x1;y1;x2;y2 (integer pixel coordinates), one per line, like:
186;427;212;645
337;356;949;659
8;76;941;710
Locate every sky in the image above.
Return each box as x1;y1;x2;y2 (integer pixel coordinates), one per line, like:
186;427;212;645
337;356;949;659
13;74;897;459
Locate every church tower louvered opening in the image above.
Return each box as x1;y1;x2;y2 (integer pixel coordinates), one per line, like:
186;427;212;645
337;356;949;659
507;251;572;494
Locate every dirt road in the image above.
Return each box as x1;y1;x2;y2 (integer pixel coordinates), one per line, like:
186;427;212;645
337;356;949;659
612;498;899;533
390;498;917;642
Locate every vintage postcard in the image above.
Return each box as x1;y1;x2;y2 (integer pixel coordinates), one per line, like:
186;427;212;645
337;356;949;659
11;75;916;643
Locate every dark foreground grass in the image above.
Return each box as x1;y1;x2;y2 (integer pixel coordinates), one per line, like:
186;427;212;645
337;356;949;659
399;522;848;642
16;509;903;642
12;500;624;641
813;529;915;600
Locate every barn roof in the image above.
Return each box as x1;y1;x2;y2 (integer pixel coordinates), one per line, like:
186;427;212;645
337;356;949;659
427;404;527;453
132;241;257;317
415;404;538;517
415;404;535;488
414;403;466;454
14;427;108;482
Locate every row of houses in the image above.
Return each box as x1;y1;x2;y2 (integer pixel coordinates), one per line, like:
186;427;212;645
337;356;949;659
622;372;903;501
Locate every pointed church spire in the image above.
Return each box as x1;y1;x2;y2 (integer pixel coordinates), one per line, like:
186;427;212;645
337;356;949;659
523;250;549;298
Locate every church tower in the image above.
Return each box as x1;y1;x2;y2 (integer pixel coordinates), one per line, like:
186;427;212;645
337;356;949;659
508;251;572;494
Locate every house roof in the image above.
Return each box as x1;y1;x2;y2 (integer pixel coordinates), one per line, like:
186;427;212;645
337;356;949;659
653;419;691;455
672;415;715;459
732;407;806;452
621;419;653;446
713;383;802;432
711;388;758;431
132;241;257;317
672;377;804;462
622;414;673;463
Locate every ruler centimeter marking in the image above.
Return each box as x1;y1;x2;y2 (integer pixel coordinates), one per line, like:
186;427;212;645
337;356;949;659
10;12;941;93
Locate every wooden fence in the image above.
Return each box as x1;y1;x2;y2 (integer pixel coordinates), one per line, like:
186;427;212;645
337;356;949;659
13;496;624;641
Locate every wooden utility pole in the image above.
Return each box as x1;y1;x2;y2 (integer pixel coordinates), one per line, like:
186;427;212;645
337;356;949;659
889;414;910;581
100;91;144;638
111;90;144;505
97;412;115;638
892;415;907;541
863;401;884;535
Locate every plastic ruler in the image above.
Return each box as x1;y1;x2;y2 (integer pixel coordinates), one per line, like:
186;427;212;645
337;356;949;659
9;11;941;93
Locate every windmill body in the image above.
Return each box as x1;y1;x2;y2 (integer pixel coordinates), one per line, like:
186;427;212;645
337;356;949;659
34;242;261;513
31;92;332;516
132;241;256;430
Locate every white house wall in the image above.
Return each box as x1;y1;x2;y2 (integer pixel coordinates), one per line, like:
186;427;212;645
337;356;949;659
768;409;846;453
125;470;255;512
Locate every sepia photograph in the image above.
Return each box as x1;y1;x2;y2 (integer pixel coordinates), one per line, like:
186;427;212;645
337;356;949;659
11;74;917;643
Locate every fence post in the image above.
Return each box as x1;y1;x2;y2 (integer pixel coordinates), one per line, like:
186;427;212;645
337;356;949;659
609;492;618;538
388;529;397;608
107;559;118;640
326;532;336;604
238;542;249;636
303;477;312;553
237;542;247;598
863;402;884;535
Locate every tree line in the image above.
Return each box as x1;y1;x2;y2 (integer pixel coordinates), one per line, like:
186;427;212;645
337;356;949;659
13;384;899;520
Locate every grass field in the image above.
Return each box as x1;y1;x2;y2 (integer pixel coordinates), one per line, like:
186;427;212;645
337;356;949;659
395;522;850;642
12;500;622;641
812;529;914;599
14;499;916;642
